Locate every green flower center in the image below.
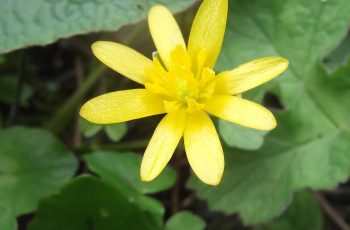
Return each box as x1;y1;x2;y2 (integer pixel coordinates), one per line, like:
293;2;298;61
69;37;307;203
145;45;216;113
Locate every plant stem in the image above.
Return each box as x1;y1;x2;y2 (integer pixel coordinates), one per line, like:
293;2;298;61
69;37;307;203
47;64;106;134
313;191;350;230
171;150;183;214
71;57;84;148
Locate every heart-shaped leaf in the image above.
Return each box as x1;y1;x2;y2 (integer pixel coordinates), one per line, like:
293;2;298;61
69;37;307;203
0;127;77;216
189;0;350;224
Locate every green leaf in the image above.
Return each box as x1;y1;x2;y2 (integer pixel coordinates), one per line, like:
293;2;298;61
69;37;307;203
165;211;206;230
85;152;176;194
79;118;102;137
0;0;196;54
217;0;350;72
256;191;322;230
189;0;350;224
219;120;268;150
323;33;350;72
104;123;127;142
0;127;78;216
0;76;33;106
0;206;17;230
28;176;159;230
84;152;177;229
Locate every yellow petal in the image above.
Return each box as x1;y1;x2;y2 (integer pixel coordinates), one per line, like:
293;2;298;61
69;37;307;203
148;5;186;68
188;0;228;69
92;41;153;84
141;110;187;181
205;95;276;130
80;89;165;124
216;57;289;94
184;111;224;186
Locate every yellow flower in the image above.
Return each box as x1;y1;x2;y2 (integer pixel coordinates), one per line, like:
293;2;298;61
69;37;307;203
80;0;289;185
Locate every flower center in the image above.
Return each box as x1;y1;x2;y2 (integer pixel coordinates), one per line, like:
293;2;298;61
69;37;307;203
145;45;216;113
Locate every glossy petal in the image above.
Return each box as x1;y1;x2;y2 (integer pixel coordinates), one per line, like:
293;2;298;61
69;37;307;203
188;0;228;69
92;41;153;84
148;5;186;68
205;95;276;130
141;110;187;181
80;89;165;124
216;57;289;94
184;111;224;185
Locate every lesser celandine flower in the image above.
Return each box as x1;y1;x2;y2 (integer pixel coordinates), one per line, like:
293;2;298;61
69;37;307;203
80;0;289;185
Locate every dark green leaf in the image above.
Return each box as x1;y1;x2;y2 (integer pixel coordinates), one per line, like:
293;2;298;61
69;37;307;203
323;33;350;72
28;176;159;230
256;191;322;230
0;127;77;216
0;206;17;230
84;152;177;229
165;211;206;230
0;0;196;54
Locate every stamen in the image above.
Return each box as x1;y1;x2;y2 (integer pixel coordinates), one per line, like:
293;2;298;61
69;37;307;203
187;99;205;113
145;45;216;113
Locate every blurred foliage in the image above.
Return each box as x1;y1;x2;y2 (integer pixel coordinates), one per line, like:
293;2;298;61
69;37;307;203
104;123;128;141
1;0;350;229
0;76;33;106
79;118;127;141
256;191;322;230
164;211;206;230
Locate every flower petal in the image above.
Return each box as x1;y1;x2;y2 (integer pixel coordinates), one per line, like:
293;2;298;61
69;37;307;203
216;57;289;94
141;110;186;181
92;41;153;84
148;5;186;68
188;0;228;69
184;111;224;186
80;89;165;124
205;95;276;130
